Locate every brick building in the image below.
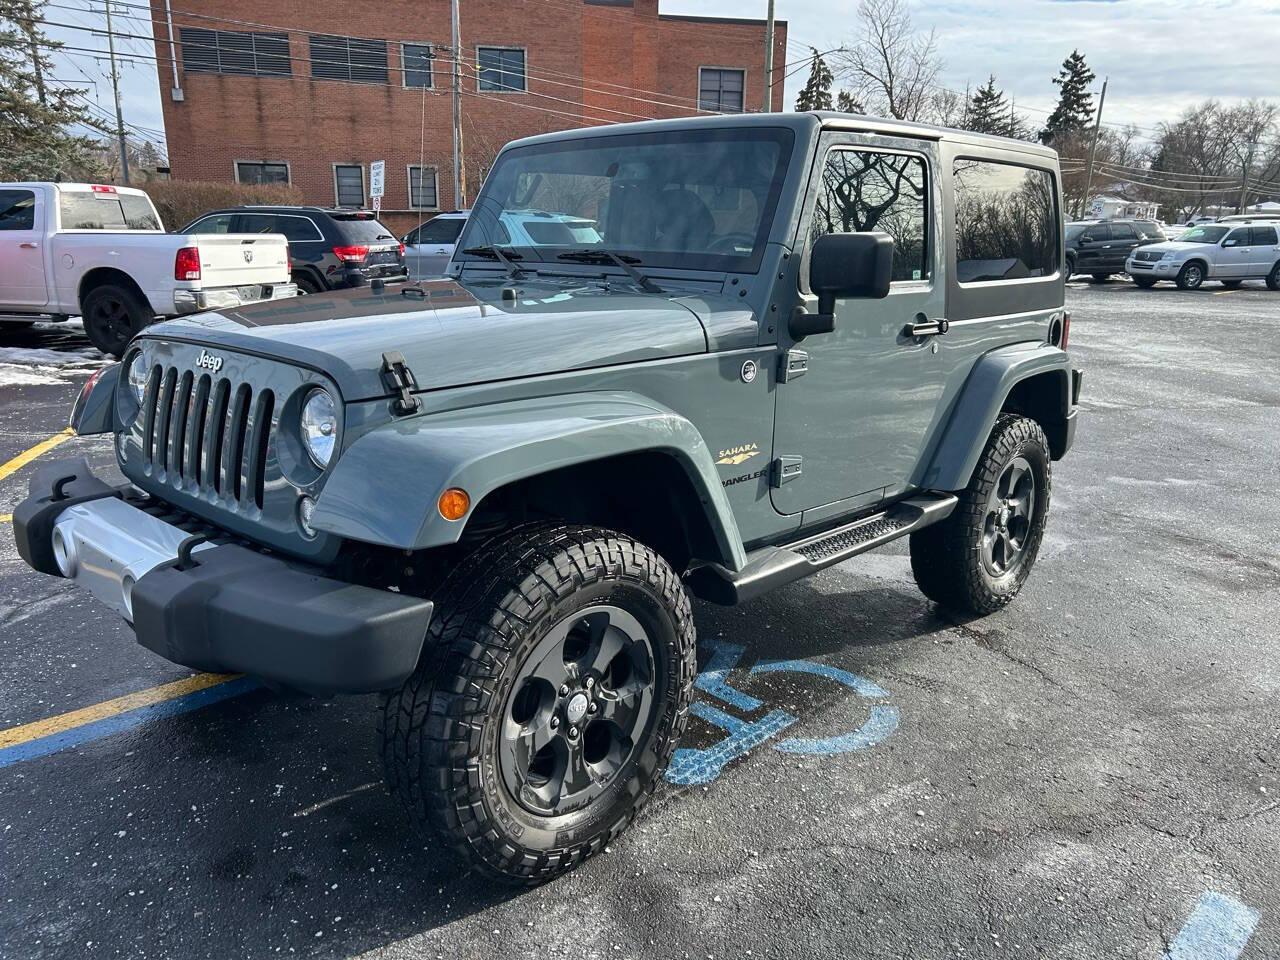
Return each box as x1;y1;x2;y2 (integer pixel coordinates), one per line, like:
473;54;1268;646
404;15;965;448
147;0;787;235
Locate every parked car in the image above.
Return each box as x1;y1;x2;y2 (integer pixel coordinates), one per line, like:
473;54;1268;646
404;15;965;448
0;182;294;356
1064;218;1162;280
1126;222;1280;289
403;210;468;280
181;206;407;294
16;112;1080;884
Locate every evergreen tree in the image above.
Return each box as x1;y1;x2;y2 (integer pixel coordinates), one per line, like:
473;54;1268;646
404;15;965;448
795;48;835;112
836;89;864;114
0;0;103;180
1040;50;1096;145
967;75;1010;136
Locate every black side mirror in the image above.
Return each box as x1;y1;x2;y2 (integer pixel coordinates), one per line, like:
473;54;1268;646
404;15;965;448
792;232;894;339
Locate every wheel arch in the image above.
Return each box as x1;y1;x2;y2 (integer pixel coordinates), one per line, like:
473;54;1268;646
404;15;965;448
311;390;748;572
77;266;151;315
919;343;1073;491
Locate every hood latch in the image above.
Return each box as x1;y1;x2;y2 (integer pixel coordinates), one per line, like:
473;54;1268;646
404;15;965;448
380;351;421;415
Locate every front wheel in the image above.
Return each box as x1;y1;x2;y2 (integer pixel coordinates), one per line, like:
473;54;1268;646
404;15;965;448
379;523;697;885
910;414;1051;615
1175;262;1205;290
82;283;152;357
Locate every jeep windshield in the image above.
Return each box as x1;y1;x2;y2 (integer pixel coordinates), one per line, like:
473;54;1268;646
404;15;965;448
455;126;795;274
1179;225;1230;243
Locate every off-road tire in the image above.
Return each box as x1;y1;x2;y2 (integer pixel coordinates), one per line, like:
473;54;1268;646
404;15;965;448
378;523;697;885
82;282;151;357
1265;262;1279;291
909;414;1051;616
1175;261;1206;290
1133;277;1157;289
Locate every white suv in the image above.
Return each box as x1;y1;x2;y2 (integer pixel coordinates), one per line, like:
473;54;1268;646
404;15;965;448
1126;221;1280;290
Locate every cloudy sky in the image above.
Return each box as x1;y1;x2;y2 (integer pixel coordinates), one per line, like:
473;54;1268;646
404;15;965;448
39;0;1280;156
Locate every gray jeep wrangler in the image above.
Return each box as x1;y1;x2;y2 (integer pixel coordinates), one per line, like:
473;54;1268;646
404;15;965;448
14;113;1080;884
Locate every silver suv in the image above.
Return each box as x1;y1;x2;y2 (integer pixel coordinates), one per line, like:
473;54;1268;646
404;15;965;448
1126;221;1280;290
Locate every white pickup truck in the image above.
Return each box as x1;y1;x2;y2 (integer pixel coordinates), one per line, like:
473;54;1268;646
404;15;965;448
0;182;296;356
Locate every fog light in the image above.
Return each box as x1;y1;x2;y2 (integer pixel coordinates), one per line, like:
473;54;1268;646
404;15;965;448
438;487;470;521
298;495;317;538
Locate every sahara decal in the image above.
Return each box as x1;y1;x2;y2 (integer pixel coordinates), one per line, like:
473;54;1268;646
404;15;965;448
715;442;760;467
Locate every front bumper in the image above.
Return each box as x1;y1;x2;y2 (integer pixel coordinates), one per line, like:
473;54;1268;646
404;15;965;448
173;281;298;314
1126;257;1176;276
14;457;432;695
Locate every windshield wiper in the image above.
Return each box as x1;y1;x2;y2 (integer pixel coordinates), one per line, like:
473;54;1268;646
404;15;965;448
461;244;527;279
556;248;664;294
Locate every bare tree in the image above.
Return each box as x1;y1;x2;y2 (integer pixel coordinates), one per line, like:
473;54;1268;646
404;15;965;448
1218;99;1280;212
834;0;942;122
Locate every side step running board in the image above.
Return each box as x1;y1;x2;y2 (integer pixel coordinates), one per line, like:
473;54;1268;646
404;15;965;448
686;492;958;605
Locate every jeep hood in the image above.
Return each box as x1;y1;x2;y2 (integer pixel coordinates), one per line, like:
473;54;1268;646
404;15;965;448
142;278;712;401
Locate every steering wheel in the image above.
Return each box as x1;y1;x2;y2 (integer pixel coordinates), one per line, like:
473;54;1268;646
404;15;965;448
706;233;756;254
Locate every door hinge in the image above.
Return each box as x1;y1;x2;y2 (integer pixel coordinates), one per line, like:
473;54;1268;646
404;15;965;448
770;455;803;487
778;348;809;383
380;351;421;415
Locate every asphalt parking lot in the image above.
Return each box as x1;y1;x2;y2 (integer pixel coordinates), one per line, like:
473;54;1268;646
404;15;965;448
1;279;1278;960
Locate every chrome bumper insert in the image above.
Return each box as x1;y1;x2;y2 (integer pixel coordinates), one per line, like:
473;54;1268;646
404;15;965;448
51;497;214;621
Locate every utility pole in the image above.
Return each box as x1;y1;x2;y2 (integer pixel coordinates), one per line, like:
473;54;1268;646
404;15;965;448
762;0;775;112
1079;76;1107;219
451;0;466;208
23;2;46;105
103;0;129;185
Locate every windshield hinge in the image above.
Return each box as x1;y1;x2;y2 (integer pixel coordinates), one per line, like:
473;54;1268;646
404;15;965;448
380;352;421;416
770;456;803;487
778;349;809;383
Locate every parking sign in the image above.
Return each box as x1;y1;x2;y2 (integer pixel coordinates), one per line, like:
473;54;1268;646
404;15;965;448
369;160;385;199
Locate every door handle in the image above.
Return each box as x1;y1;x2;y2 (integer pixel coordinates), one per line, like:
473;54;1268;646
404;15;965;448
19;241;38;249
904;317;949;338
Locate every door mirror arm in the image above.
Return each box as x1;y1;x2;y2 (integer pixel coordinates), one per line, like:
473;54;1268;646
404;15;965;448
793;232;895;341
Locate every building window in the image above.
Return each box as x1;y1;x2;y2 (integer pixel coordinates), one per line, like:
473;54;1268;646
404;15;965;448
699;68;745;113
334;165;365;207
310;34;388;84
477;46;526;93
180;28;290;77
407;166;439;210
403;43;433;88
952;159;1059;282
235;162;290;185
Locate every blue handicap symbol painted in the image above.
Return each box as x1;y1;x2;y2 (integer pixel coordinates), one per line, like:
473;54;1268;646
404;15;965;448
666;641;899;785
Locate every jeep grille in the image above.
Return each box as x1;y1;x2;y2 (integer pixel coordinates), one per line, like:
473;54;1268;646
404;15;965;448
142;363;274;510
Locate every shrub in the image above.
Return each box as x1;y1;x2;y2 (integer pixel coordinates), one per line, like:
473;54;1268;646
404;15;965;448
141;180;306;231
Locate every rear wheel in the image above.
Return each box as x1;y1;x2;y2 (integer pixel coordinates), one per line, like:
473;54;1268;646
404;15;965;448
1065;255;1076;278
1268;262;1280;291
1091;272;1111;283
1175;261;1206;290
379;523;696;884
293;274;321;295
910;414;1051;616
1220;279;1243;288
82;283;152;357
1133;277;1157;289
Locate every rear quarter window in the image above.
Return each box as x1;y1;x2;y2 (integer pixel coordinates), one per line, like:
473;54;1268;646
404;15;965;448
332;214;397;243
952;159;1059;283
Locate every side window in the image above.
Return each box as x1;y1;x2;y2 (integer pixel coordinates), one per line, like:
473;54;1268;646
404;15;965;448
187;214;234;234
1111;222;1138;241
1224;228;1249;247
274;216;322;242
1251;226;1278;246
237;213;279;234
809;149;930;283
0;189;36;230
953;159;1059;282
1082;224;1110;242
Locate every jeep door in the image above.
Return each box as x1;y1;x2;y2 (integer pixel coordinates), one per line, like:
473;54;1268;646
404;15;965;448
771;133;948;517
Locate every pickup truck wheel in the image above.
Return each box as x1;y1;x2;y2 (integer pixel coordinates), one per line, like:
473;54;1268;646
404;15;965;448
909;414;1051;616
1175;262;1205;290
82;283;150;357
378;523;696;885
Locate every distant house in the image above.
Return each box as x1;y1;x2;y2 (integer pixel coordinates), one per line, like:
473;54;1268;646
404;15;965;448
1246;200;1280;216
1087;194;1159;220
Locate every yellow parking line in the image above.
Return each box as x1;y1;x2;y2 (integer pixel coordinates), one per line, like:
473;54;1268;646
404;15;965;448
0;428;75;484
0;673;240;750
0;514;10;524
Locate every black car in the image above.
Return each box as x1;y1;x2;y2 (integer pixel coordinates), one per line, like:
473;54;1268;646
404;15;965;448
1064;219;1163;281
179;206;408;293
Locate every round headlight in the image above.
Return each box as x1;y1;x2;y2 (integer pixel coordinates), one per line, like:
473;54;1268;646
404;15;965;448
127;353;148;405
300;388;338;468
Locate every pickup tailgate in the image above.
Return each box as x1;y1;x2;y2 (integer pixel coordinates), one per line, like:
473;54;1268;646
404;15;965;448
188;234;290;285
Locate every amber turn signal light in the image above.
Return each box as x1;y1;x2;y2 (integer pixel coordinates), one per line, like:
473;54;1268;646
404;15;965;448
438;487;470;521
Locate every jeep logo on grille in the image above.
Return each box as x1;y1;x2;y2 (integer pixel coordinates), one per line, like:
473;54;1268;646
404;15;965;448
194;350;224;373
